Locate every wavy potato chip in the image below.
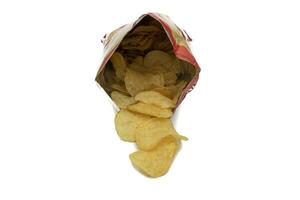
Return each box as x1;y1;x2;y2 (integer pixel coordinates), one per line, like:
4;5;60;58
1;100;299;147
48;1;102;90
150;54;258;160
129;136;178;177
127;102;172;118
111;91;136;109
151;86;174;99
135;118;187;150
115;110;151;142
124;68;164;96
144;50;173;69
110;52;126;80
135;91;175;108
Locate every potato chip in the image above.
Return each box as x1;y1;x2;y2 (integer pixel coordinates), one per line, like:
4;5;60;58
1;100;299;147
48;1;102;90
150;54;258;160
129;136;178;177
135;91;175;108
128;63;146;73
133;56;144;66
151;86;174;99
172;81;187;104
170;56;182;74
135;118;187;150
127;102;172;118
163;71;177;86
110;52;126;80
115;110;151;142
124;68;164;96
148;64;168;74
111;91;136;109
110;83;129;95
144;50;173;69
121;33;155;51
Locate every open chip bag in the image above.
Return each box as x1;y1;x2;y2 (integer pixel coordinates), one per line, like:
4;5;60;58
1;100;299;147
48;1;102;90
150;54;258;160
95;13;201;177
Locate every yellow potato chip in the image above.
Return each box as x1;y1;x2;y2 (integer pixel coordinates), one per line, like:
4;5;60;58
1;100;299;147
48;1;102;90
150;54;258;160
135;118;188;150
151;86;174;99
110;52;126;80
152;81;186;99
127;102;173;118
115;110;151;142
144;50;173;70
129;136;178;177
111;91;136;109
135;91;175;108
124;68;164;96
144;73;165;87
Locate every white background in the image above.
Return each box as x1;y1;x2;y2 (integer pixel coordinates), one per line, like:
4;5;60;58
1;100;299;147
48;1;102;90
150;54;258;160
0;0;299;199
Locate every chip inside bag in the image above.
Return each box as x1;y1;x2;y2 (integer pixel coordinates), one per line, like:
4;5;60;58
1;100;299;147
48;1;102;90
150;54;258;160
95;13;200;177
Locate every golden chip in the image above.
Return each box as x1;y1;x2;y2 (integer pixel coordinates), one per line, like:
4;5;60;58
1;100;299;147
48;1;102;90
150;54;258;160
151;86;174;99
111;91;136;109
129;136;178;177
144;50;173;69
115;110;151;142
110;52;126;80
135;91;175;108
124;68;164;96
135;118;187;150
127;102;172;118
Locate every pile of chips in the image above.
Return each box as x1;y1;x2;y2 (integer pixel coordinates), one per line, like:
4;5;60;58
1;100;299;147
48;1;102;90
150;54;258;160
103;24;195;177
118;23;173;64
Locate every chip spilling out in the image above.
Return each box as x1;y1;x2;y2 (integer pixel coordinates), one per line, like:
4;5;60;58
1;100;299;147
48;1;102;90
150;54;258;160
129;136;178;177
127;102;173;118
135;90;175;108
135;118;188;151
115;110;151;142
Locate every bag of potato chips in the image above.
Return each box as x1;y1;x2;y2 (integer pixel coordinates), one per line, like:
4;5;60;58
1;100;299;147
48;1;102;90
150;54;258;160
95;13;200;177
